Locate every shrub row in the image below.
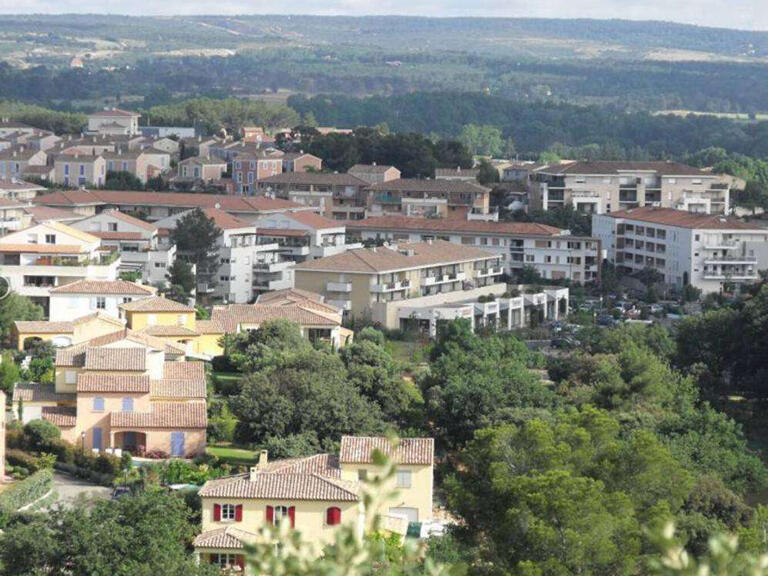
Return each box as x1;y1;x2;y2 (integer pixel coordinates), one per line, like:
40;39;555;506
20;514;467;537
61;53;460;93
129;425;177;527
0;468;53;526
5;449;55;473
53;462;115;487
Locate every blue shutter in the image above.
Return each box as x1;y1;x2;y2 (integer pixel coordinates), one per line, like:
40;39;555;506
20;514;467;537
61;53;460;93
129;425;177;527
92;427;103;451
93;397;105;411
170;432;185;457
122;397;134;412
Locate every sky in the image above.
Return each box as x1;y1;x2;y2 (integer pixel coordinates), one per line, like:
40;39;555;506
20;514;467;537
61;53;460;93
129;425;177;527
0;0;766;31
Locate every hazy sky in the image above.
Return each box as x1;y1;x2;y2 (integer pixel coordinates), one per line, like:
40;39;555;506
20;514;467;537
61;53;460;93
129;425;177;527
1;1;766;31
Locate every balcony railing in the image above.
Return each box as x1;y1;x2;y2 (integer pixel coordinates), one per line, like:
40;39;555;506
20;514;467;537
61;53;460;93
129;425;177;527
326;281;352;293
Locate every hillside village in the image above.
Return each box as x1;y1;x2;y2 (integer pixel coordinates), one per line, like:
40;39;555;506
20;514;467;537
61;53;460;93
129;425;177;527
1;104;768;574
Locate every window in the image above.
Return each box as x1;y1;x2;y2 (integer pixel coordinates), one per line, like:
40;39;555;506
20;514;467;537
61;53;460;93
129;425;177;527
148;314;157;326
45;234;56;244
210;554;242;569
214;503;242;522
326;507;342;526
108;222;118;232
122;297;132;304
93;397;105;412
65;370;76;384
95;297;106;310
266;505;294;527
121;397;134;412
396;469;412;489
358;469;368;481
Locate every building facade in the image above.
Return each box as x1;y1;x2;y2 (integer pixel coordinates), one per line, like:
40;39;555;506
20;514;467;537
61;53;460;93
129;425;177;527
530;161;731;215
592;207;768;293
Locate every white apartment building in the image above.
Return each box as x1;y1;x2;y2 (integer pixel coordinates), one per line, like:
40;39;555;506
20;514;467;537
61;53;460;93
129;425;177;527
70;210;176;285
251;211;362;263
530;161;730;215
346;217;600;284
155;208;293;304
49;279;156;321
593;207;768;294
0;221;120;315
87;109;141;136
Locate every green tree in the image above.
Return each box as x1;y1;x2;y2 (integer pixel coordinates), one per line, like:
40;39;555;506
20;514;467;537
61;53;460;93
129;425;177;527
0;350;20;401
164;259;196;304
0;291;43;345
102;170;144;191
476;158;500;185
458;124;503;157
170;209;221;294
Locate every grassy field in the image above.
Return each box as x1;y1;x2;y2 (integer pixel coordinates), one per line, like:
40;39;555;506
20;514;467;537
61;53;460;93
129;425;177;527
206;445;259;466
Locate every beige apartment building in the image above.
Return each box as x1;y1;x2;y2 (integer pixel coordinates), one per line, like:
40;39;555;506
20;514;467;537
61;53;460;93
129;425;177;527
87;109;141;136
177;156;228;183
54;154;107;188
365;178;492;220
530;161;730;215
0;148;47;180
346;216;601;284
294;240;504;328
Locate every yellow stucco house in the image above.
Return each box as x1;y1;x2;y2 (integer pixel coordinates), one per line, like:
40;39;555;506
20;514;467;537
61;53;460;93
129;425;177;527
193;436;434;571
13;311;125;351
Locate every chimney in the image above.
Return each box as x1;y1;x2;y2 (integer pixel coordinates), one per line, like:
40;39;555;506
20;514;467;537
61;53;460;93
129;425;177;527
259;449;268;469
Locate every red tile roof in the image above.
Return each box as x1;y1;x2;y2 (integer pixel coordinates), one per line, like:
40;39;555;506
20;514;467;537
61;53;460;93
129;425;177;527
90;108;139;118
198;473;358;501
201;208;252;230
210;303;340;333
13;383;72;403
77;373;150;393
280;211;343;230
538;160;715;177
50;279;156;295
193;527;254;550
339;436;434;465
119;296;194;312
101;209;157;232
42;406;77;427
606;207;765;230
110;401;207;429
345;216;562;236
83;347;147;371
295;240;498;273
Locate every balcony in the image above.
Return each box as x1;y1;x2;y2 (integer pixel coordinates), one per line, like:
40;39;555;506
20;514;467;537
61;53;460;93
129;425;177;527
253;277;293;291
703;240;739;250
326;299;351;311
372;279;410;293
475;266;503;278
374;194;400;205
326;281;352;293
253;260;293;273
421;271;466;287
704;256;757;265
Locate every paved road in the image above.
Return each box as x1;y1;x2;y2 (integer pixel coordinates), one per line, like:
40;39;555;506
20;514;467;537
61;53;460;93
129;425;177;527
51;472;111;507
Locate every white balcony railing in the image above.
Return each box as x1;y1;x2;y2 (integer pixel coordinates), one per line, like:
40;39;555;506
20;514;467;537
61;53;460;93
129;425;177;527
326;281;352;293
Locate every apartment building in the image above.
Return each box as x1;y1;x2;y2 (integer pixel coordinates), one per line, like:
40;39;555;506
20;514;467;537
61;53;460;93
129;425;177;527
0;198;32;237
346;216;600;284
593;207;768;294
36;189;312;220
348;163;401;184
54;153;107;188
87;108;141;136
0;148;47;179
294;240;504;326
71;210;175;284
530;161;731;215
176;156;228;183
103;149;170;184
49;279;156;322
365;178;492;220
282;151;322;173
256;172;370;220
233;150;284;195
155;208;293;303
0;221;120;315
13;329;206;457
253;211;361;263
193;436;434;569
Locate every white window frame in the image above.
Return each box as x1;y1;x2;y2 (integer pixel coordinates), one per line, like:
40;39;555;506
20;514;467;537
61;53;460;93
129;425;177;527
396;469;412;489
221;503;236;522
211;553;238;567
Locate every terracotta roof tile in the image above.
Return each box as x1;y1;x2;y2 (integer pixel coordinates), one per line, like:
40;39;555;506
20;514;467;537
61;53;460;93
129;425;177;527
539;160;714;177
163;361;206;380
339;436;434;465
345;216;563;236
77;373;150;393
50;279;156;295
367;178;490;194
193;527;255;550
606;207;765;230
84;347;147;371
198;472;358;501
261;454;340;477
140;325;200;337
150;378;206;399
0;244;88;254
42;406;77;427
295;240;498;273
14;320;75;334
120;296;194;312
210;303;340;333
258;172;368;187
110;401;207;429
13;383;73;403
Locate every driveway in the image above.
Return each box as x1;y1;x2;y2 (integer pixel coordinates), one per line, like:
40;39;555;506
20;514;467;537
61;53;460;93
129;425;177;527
50;472;111;507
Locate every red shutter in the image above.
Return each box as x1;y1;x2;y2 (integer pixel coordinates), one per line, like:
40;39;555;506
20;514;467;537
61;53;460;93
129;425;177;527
326;507;341;525
288;506;296;528
235;504;243;522
266;505;274;524
213;503;221;521
236;555;245;570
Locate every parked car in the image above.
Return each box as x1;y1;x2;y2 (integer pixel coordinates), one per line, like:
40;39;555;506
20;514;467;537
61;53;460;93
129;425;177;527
551;336;581;349
597;315;618;327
